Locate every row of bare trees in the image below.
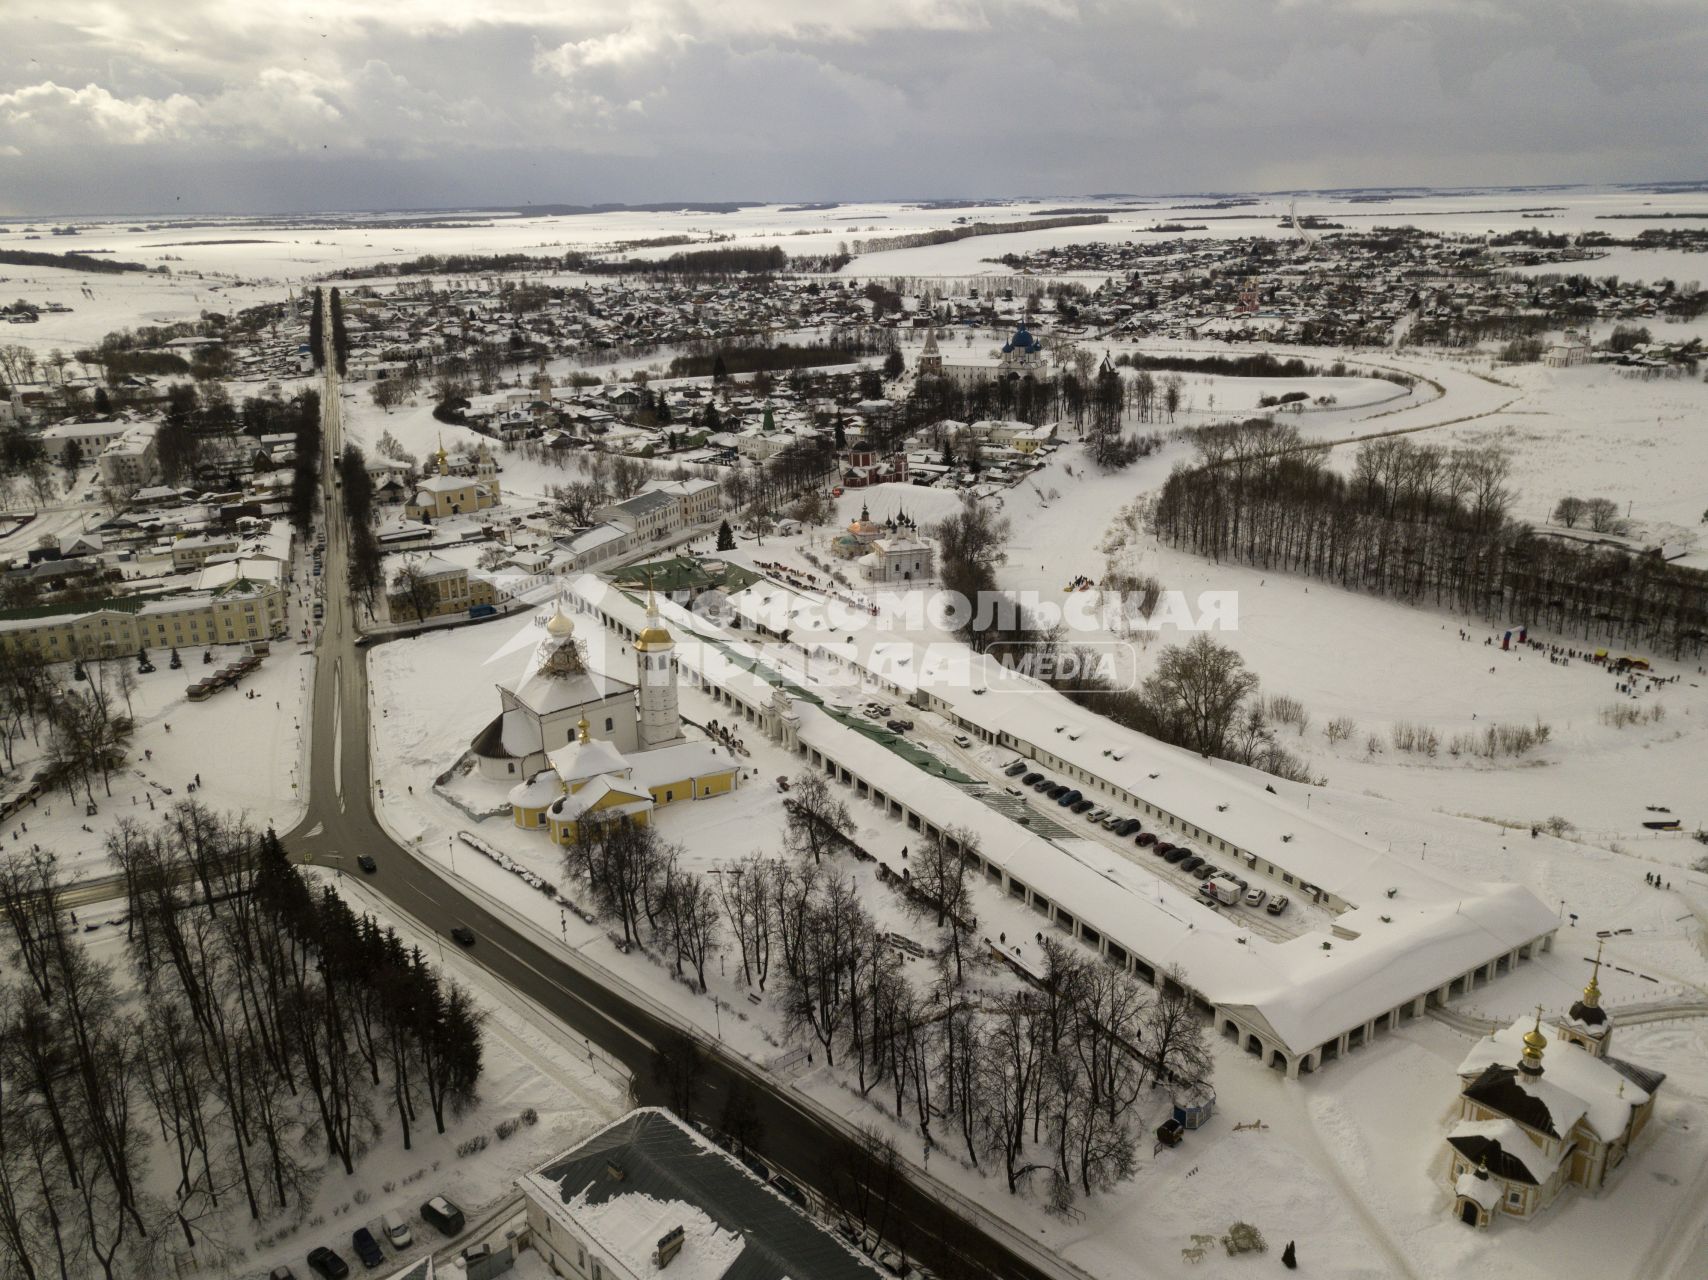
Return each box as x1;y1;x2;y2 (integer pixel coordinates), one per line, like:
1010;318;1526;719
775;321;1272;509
567;769;1209;1214
1153;424;1708;657
0;808;483;1278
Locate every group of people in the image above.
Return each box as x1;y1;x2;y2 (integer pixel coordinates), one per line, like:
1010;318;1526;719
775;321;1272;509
1644;872;1672;890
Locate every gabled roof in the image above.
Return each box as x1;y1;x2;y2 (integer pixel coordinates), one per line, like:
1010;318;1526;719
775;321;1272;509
1461;1064;1584;1141
1446;1117;1567;1187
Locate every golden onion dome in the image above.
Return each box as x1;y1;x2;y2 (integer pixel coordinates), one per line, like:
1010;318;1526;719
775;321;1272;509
546;607;575;638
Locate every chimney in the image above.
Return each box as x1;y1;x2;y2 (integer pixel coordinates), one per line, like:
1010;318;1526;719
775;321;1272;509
655;1224;685;1269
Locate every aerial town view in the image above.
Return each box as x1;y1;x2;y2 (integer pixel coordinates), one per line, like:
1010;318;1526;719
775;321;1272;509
2;4;1706;1280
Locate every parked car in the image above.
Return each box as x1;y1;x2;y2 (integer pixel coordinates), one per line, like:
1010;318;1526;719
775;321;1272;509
420;1196;465;1237
1136;832;1157;847
307;1247;349;1280
1055;788;1082;807
1072;799;1094;814
769;1174;808;1208
450;926;476;947
1031;778;1054;792
380;1213;412;1250
1245;888;1268;908
1086;807;1108;822
886;720;907;733
1163;847;1189;864
953;734;972;748
1022;772;1044;786
356;855;377;874
1154;841;1176;856
1046;784;1069;799
351;1227;384;1270
1178;855;1204;874
1004;786;1024;797
1266;895;1290;916
740;1153;771;1182
1004;761;1029;777
1113;818;1141;836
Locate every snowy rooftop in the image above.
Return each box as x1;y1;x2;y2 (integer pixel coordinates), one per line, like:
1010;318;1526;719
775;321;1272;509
523;1108;882;1280
568;574;1560;1058
1458;1018;1658;1142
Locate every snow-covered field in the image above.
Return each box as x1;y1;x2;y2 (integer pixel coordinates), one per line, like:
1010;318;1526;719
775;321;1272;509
7;648;313;882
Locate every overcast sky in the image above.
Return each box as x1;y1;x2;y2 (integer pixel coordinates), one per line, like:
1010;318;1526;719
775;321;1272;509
2;0;1704;216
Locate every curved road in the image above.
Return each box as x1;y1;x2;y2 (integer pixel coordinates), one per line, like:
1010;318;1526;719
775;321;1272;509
283;295;1067;1280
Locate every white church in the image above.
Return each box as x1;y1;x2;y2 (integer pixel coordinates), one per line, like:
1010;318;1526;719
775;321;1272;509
472;591;740;844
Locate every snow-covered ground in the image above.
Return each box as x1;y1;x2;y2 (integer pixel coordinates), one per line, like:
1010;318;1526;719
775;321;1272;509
7;648;313;882
365;604;1708;1280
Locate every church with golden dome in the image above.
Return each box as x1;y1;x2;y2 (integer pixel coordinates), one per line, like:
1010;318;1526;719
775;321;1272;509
474;589;739;842
1444;945;1665;1229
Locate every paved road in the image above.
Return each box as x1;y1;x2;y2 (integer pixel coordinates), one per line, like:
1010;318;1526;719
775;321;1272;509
282;294;1065;1280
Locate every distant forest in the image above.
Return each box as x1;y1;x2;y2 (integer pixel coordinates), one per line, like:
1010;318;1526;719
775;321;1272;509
0;249;159;274
1152;423;1708;658
330;243;832;280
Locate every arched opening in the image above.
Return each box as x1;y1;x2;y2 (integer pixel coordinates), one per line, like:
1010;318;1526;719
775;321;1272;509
1270;1049;1288;1072
1460;1200;1482;1227
1245;1035;1262;1057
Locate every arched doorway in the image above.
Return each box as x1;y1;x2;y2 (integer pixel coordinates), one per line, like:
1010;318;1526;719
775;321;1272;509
1460;1200;1482;1227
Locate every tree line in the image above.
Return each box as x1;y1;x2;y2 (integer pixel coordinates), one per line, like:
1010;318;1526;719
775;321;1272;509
845;215;1107;257
1152;423;1708;658
338;444;384;617
563;771;1208;1213
0;808;483;1278
0;250;158;275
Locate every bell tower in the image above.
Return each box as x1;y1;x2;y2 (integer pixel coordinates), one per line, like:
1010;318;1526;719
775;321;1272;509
635;579;682;750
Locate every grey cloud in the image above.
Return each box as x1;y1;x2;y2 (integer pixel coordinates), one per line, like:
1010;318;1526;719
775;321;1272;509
1;0;1704;214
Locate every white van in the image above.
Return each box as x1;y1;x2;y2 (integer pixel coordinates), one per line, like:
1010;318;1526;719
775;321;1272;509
381;1211;412;1249
1204;877;1242;907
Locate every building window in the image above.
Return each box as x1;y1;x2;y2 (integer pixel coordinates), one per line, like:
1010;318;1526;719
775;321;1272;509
1507;1190;1523;1208
605;717;613;732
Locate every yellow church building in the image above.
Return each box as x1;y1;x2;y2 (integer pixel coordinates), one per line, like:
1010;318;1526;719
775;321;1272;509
504;590;739;843
406;439;502;521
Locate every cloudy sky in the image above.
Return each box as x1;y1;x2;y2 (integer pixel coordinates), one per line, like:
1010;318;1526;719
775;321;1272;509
2;0;1704;216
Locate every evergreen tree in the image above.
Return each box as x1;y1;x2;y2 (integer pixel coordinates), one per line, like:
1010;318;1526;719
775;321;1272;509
716;520;736;551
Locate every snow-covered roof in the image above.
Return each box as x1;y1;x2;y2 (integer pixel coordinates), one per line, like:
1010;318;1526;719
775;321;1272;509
1447;1117;1566;1186
508;770;564;809
549;775;651;823
1459;1019;1651;1142
514;666;633;718
627;740;736;790
565;574;1558;1059
549;734;632;785
1455;1167;1502;1210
